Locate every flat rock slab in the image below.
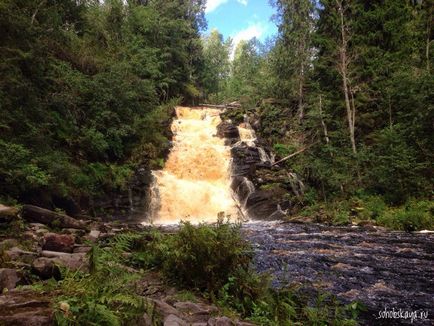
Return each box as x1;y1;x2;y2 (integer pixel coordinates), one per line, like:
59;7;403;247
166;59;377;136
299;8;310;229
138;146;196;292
243;221;434;326
0;289;53;325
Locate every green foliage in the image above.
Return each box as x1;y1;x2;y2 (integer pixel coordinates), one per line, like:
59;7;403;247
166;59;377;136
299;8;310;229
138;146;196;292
160;220;251;294
0;0;204;209
377;199;434;232
53;235;148;325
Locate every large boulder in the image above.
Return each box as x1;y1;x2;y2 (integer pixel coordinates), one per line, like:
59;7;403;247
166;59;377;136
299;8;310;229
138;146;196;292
21;205;87;230
42;233;75;253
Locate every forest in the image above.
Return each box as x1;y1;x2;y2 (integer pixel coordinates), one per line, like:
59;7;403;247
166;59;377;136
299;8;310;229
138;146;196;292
1;0;432;229
0;0;433;325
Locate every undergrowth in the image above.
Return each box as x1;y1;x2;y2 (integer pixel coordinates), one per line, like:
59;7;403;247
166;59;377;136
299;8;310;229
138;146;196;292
299;196;433;231
126;220;360;325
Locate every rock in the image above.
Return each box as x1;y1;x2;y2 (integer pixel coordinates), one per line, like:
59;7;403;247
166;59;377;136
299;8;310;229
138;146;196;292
5;247;38;264
174;301;217;316
43;233;75;253
73;246;91;254
164;314;188;326
0;268;21;291
32;258;60;280
207;316;234;326
141;312;153;326
0;205;19;223
83;230;101;243
151;299;180;317
21;205;87;230
0;289;53;325
245;191;284;220
216;121;240;140
40;250;70;258
32;253;87;279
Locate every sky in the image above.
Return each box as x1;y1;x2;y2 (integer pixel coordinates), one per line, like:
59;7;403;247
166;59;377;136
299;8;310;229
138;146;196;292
204;0;278;52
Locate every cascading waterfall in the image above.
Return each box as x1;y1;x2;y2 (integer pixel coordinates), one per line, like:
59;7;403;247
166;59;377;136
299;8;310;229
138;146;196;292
148;107;238;224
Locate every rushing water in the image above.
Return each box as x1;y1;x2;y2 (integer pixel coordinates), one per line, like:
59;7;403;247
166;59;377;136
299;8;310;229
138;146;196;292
148;107;238;224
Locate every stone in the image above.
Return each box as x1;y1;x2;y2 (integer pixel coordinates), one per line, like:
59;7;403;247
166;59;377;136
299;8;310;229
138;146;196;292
83;230;101;243
174;301;218;316
32;257;60;280
151;299;180;317
0;268;21;291
32;253;87;279
164;314;188;326
5;247;38;264
207;316;234;326
73;246;91;254
245;190;284;220
0;290;53;325
216;121;240;140
43;233;75;253
141;312;153;326
0;204;18;223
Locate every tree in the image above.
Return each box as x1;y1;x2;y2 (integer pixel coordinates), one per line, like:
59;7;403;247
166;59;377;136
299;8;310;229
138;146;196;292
201;29;232;101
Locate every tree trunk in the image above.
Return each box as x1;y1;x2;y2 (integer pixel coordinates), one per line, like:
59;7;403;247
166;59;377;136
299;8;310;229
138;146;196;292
319;95;330;144
336;0;356;154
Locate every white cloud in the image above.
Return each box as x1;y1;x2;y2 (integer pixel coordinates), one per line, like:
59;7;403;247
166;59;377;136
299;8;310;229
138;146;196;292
237;0;248;5
205;0;229;13
230;23;266;59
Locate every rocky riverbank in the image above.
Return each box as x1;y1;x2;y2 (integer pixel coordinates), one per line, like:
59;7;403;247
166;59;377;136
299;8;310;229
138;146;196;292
0;205;255;326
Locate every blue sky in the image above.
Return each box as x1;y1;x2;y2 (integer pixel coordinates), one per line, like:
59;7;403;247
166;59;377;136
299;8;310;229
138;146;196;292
204;0;278;48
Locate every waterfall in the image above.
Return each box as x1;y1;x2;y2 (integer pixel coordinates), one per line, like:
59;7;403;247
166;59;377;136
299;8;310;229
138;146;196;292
148;107;238;224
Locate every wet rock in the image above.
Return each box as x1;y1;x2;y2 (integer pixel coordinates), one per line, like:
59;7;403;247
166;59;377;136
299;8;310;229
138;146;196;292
0;268;21;291
216;121;240;141
164;314;187;326
231;145;261;177
0;205;19;223
245;191;284;220
21;205;87;230
43;233;75;253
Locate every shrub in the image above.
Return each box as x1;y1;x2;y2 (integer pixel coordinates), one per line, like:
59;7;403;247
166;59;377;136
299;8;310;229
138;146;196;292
377;199;434;231
161;220;251;294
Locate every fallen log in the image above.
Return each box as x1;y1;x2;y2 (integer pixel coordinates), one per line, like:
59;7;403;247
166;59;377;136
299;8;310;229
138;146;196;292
21;205;88;230
271;147;307;167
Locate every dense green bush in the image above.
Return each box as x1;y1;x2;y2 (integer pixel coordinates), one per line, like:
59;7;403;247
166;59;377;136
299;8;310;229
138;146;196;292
377;200;434;232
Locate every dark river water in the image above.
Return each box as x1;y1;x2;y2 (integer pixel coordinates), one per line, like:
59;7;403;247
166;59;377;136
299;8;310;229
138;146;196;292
242;221;434;325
